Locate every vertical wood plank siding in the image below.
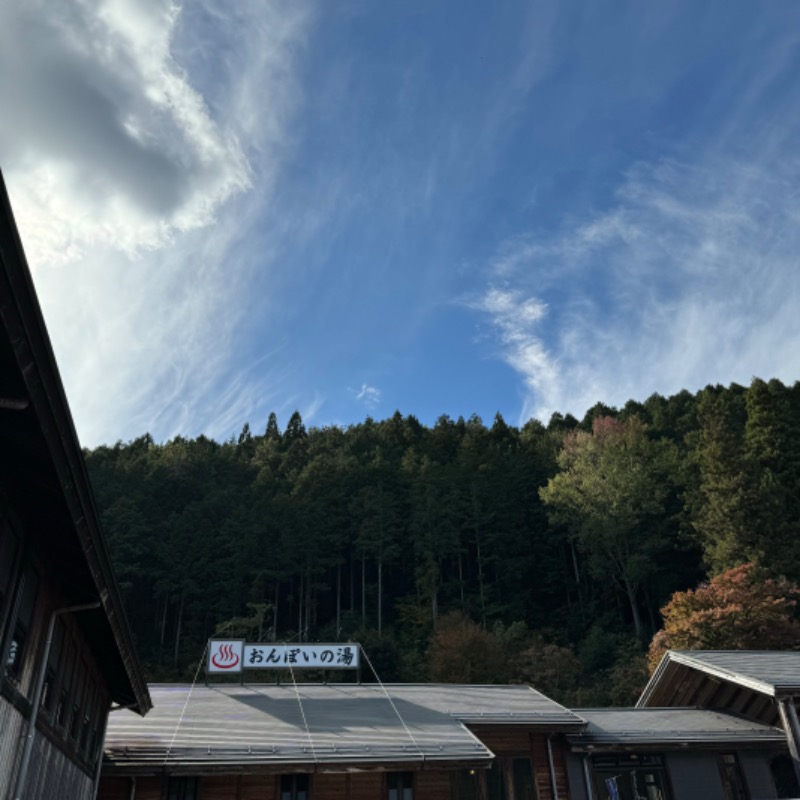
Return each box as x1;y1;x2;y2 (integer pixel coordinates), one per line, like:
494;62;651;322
200;774;239;799
1;696;102;800
241;774;277;800
349;771;384;800
0;699;26;798
313;772;348;800
22;732;95;800
415;769;452;799
531;734;570;800
96;777;129;800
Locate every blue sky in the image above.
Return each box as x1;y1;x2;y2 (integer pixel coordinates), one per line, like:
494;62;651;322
2;0;800;445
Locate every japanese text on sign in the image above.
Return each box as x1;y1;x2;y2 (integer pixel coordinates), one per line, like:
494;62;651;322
242;643;359;669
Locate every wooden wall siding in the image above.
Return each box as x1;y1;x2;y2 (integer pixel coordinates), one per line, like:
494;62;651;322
200;775;241;799
136;777;164;800
0;698;25;798
241;774;277;800
531;734;570;800
313;772;348;800
469;725;532;754
415;769;452;800
97;775;165;799
349;771;384;800
96;777;129;800
22;731;95;800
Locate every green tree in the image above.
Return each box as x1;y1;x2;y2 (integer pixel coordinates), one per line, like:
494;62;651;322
690;385;751;572
540;417;679;639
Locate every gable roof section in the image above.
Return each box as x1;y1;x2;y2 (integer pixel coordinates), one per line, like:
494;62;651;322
103;683;584;773
567;707;786;750
639;651;800;709
0;171;150;715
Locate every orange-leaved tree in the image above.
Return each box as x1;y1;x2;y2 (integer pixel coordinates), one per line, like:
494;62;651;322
648;563;800;672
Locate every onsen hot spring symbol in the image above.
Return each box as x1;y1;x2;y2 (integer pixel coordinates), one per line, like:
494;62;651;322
208;639;244;673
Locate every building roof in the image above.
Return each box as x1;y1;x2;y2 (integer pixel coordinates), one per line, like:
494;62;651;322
0;172;151;715
638;651;800;711
635;651;800;729
666;651;800;696
103;683;583;773
567;707;787;750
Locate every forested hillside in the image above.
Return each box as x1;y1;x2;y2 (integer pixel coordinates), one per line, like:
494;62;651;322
85;377;800;704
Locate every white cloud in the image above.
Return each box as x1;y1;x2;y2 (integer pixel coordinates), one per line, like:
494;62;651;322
356;384;381;408
0;0;314;445
475;152;800;424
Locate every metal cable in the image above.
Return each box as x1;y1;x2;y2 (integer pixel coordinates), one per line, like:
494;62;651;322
358;646;424;758
287;658;318;763
163;634;214;764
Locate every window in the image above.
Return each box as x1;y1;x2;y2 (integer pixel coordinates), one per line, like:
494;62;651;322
281;774;310;800
592;754;672;800
388;772;413;800
167;777;198;800
5;569;38;681
719;753;748;800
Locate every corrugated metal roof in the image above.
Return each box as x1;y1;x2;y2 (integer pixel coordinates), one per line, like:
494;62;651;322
642;651;800;702
104;683;582;771
567;707;787;748
383;684;583;726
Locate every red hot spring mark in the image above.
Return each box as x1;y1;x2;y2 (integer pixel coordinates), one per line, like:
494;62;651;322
211;643;240;669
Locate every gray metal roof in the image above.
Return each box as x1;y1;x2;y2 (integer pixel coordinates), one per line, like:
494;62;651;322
641;651;800;704
567;707;787;749
385;684;583;726
104;683;578;772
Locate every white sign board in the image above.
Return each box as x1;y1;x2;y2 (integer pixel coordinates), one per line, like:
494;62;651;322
207;639;244;673
243;643;359;669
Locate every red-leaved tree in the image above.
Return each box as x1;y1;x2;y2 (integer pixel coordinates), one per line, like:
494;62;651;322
648;563;800;671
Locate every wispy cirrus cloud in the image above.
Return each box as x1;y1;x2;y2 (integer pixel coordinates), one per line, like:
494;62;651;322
1;0;315;445
474;149;800;423
355;383;381;409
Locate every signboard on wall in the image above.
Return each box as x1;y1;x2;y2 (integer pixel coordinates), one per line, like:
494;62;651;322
207;640;360;672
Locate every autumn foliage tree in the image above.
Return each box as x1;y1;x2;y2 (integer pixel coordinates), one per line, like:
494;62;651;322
427;612;507;683
648;563;800;671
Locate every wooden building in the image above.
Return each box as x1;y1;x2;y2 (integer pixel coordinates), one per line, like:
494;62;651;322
0;172;152;799
98;683;582;800
98;673;794;800
637;650;800;798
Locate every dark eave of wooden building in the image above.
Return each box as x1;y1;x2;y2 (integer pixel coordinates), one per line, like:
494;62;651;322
0;171;151;715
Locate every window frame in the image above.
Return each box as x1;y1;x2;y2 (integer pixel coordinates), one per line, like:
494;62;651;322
591;753;673;800
387;771;414;800
280;773;311;800
718;752;749;800
167;776;198;800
